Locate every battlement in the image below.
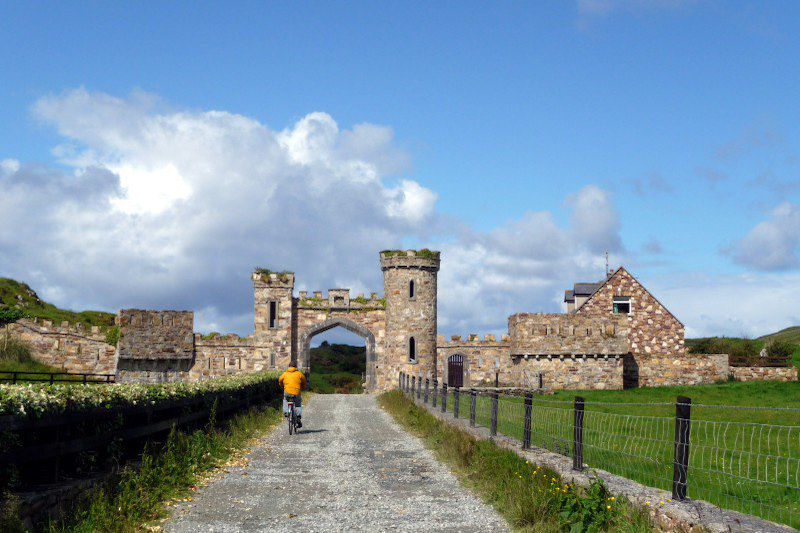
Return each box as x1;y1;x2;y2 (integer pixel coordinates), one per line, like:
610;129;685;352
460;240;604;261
380;249;440;271
194;332;254;346
296;289;386;310
437;333;510;346
117;309;195;360
15;317;110;342
252;269;295;288
508;313;628;356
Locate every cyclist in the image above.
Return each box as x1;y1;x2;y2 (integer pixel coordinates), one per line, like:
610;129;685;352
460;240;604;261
278;366;307;428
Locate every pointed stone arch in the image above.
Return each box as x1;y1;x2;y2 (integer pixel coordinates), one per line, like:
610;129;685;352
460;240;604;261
298;316;378;389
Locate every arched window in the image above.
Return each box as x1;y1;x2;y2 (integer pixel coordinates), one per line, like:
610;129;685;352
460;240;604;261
408;336;416;362
409;279;415;298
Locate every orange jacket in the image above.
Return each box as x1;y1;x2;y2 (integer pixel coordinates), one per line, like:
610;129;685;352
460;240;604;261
278;367;307;396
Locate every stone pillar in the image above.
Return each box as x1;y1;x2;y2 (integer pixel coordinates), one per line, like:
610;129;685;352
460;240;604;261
381;250;440;388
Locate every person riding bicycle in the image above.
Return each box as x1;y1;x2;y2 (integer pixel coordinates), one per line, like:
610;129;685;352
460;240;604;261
278;366;307;428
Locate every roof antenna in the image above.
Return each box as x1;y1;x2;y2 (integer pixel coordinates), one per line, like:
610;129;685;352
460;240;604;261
605;251;610;279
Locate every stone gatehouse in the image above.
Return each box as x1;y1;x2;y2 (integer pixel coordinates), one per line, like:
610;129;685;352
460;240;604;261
11;249;798;391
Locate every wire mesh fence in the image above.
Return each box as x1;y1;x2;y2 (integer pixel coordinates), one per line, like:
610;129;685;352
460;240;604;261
398;372;800;529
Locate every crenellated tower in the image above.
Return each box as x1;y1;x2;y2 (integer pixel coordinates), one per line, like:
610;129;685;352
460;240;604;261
380;250;440;384
253;269;295;369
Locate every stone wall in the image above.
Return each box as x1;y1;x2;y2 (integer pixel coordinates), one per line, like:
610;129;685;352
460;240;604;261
7;318;116;374
191;334;260;380
116;310;195;383
511;355;624;390
508;314;629;356
628;353;729;388
730;365;798;383
436;335;512;387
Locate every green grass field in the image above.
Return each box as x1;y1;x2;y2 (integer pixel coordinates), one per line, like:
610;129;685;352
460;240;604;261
425;381;800;529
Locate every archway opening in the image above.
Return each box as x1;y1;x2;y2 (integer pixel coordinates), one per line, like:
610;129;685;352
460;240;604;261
301;319;375;393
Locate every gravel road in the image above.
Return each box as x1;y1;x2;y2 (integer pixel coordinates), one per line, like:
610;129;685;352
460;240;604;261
165;394;508;532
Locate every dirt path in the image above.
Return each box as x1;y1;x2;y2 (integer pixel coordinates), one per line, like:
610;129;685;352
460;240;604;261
165;394;508;532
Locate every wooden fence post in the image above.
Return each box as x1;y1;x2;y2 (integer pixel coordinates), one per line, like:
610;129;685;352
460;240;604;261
432;379;438;407
470;390;477;427
417;373;422;399
424;378;429;403
523;392;533;449
441;383;447;413
490;392;498;436
411;375;416;397
453;387;460;418
673;396;692;501
573;396;585;471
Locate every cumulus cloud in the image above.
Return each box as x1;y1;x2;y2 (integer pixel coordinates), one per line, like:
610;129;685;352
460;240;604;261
437;185;624;337
2;89;441;332
3;88;624;338
730;202;800;271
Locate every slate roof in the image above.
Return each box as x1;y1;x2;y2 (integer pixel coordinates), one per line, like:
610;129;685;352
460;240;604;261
564;290;574;303
573;282;603;296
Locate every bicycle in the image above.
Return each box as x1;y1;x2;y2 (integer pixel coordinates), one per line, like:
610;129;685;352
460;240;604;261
287;398;298;435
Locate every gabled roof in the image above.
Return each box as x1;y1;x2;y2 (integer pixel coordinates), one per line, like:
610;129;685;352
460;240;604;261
575;267;684;327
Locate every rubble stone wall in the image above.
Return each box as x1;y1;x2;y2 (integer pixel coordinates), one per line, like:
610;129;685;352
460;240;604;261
7;318;117;374
508;314;629;356
730;365;798;383
116;310;195;383
628;353;729;388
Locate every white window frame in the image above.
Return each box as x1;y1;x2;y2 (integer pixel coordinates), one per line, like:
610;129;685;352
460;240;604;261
612;296;631;315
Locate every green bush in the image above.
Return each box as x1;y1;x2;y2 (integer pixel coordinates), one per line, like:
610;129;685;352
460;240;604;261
766;340;795;359
104;326;120;346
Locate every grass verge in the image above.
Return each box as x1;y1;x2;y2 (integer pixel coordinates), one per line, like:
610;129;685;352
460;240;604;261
378;391;652;532
2;402;282;533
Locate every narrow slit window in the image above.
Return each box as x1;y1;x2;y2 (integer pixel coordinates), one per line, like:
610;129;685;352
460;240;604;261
409;337;416;362
269;301;277;328
612;296;631;315
409;280;415;298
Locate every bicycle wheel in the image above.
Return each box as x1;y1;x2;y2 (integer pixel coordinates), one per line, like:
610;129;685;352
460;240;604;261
288;407;295;435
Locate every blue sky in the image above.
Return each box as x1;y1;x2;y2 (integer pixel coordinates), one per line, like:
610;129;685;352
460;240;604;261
1;1;799;340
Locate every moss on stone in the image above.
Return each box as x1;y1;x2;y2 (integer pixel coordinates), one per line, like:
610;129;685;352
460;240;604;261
380;249;440;260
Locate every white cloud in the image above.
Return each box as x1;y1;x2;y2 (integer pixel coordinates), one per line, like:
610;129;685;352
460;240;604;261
730;202;800;271
656;271;800;338
1;159;20;174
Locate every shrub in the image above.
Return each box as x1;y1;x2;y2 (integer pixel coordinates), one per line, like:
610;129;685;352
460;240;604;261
765;340;795;359
104;326;120;346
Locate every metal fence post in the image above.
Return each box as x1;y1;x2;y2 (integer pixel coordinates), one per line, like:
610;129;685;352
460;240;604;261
432;379;438;407
453;387;460;418
424;378;429;403
417;373;422;399
573;396;585;471
470;390;477;427
490;392;498;436
523;392;533;449
441;383;447;413
673;396;692;501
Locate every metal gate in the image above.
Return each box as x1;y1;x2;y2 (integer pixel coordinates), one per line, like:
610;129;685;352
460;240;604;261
447;354;464;387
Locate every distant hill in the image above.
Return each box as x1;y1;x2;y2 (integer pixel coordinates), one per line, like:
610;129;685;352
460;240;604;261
309;341;366;394
0;278;115;329
688;326;800;369
758;326;800;345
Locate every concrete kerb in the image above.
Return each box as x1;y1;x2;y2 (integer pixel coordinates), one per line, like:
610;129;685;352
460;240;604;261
406;393;793;533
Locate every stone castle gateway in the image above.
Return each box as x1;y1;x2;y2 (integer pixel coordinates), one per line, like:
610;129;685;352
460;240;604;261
10;249;797;390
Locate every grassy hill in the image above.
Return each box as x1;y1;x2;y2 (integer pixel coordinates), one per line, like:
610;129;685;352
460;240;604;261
759;326;800;345
308;341;366;394
0;278;115;329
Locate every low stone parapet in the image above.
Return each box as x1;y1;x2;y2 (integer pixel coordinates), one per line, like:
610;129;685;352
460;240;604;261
731;366;798;383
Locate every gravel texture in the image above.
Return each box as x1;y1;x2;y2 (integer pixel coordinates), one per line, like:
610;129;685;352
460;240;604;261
165;394;509;532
